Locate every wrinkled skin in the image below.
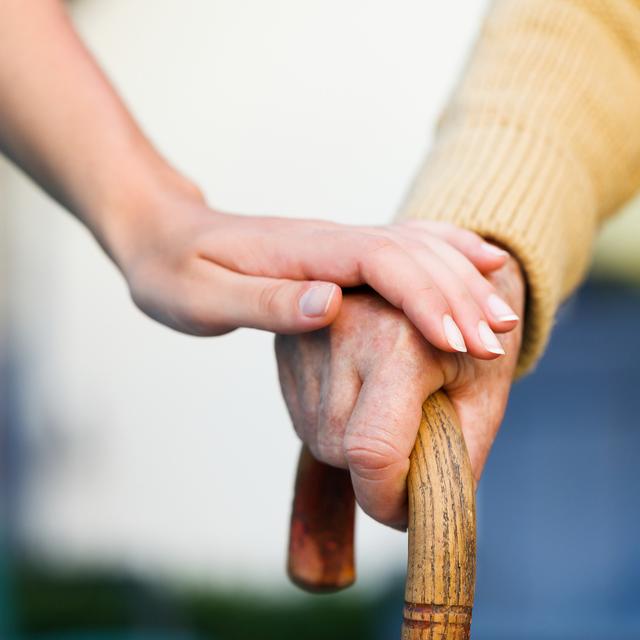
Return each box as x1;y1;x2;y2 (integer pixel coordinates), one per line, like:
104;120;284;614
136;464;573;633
276;258;525;529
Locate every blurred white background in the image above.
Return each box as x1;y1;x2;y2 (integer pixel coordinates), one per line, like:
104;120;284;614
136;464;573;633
3;0;492;590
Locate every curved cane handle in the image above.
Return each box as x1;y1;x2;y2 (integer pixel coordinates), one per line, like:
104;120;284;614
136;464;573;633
287;391;477;639
287;446;355;592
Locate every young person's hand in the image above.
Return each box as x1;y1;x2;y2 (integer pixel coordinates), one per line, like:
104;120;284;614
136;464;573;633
107;184;519;352
0;0;519;352
275;258;525;528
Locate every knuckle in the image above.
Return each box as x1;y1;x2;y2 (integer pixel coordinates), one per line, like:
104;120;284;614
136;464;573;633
358;237;400;279
391;321;426;355
344;431;405;479
446;287;475;312
362;235;399;256
256;282;282;318
409;285;448;317
414;283;438;297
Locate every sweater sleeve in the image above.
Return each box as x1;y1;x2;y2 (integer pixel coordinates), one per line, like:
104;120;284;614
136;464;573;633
397;0;640;374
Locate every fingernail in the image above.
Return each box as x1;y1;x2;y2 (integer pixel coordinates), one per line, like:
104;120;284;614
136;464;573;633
478;320;505;355
443;314;467;352
299;284;336;317
481;241;508;257
487;293;519;322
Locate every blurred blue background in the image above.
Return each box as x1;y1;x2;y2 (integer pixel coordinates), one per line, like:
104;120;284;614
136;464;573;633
473;281;640;640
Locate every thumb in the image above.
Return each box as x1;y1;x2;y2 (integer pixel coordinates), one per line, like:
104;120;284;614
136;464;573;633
220;272;342;333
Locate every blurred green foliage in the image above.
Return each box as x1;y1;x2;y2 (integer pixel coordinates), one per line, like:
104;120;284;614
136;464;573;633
10;560;397;640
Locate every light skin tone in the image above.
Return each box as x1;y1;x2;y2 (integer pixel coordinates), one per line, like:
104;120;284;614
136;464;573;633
2;0;525;527
0;0;518;351
276;258;525;529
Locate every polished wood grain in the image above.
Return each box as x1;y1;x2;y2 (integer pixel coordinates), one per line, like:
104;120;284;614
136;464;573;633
402;391;476;639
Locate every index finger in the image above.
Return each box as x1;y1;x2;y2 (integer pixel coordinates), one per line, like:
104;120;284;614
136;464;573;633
342;352;444;529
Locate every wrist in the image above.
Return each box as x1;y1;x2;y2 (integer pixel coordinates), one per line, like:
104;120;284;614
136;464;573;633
86;148;206;272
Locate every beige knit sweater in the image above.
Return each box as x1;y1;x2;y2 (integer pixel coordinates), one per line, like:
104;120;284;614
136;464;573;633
398;0;640;374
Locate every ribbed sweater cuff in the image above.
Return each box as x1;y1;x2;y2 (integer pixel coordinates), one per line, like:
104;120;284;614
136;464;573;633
397;121;598;376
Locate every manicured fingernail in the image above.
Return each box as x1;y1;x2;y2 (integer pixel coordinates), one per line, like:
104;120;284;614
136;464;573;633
299;284;335;317
481;241;508;257
443;314;467;352
478;320;505;355
487;294;519;322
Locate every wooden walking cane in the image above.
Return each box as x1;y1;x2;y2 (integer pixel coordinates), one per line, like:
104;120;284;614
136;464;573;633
287;390;477;639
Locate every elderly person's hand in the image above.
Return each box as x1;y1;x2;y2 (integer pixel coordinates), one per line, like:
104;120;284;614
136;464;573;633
275;257;525;529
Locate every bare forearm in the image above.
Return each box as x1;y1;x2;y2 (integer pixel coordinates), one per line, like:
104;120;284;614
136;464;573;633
0;0;195;257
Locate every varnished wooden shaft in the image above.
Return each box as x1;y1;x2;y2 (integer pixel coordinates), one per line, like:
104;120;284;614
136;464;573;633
287;392;476;639
402;391;476;639
287;446;356;592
